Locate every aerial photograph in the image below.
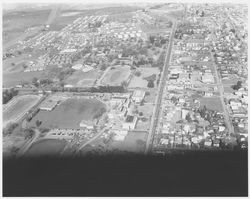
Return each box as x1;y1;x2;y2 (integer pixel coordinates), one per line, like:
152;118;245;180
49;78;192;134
2;1;248;197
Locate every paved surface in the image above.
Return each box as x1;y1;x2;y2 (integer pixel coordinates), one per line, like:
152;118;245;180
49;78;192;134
145;21;177;154
210;51;234;134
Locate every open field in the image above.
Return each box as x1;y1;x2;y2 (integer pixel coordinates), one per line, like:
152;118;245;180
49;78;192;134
144;89;158;103
100;65;131;86
110;131;148;153
3;9;50;45
199;97;223;112
3;95;41;128
29;98;106;129
136;119;150;131
3;60;25;73
25;139;67;156
65;69;101;87
3;71;45;88
129;67;160;89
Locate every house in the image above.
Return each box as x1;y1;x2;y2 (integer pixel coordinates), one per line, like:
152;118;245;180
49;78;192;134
72;64;83;70
122;115;138;130
202;74;214;83
132;90;145;104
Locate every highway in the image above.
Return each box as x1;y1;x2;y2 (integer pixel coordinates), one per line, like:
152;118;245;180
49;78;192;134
145;21;177;154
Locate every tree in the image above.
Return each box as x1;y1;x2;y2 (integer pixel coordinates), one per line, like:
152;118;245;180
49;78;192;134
139;112;143;116
36;120;42;127
147;80;154;88
231;80;242;90
121;81;127;88
185;113;192;122
134;70;141;77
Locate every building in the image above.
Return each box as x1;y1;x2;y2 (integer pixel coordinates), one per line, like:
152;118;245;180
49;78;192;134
132;90;145;104
113;129;128;141
39;100;58;111
79;120;95;129
202;74;215;83
122;115;138;130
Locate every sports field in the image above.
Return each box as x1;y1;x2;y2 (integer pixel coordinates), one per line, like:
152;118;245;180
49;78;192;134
25;139;67;156
29;98;106;129
100;65;131;86
65;69;100;87
3;95;41;128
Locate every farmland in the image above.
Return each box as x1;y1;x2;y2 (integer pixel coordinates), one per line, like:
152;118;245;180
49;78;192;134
100;65;131;86
28;97;106;129
3;95;41;128
3;9;50;45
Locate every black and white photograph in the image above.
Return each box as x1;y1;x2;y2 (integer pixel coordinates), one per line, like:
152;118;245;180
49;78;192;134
2;0;248;197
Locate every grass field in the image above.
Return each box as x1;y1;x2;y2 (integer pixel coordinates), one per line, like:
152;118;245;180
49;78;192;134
3;95;41;128
25;139;67;156
110;131;148;153
3;9;50;44
3;71;45;88
29;98;106;129
128;67;160;89
65;69;101;87
199;97;223;112
101;65;131;86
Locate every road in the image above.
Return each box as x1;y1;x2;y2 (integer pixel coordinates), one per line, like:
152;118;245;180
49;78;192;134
145;21;177;154
210;51;234;134
18;129;41;156
75;127;108;154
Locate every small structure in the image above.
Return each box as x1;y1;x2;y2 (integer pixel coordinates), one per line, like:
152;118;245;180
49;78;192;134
122;115;138;130
39;100;58;111
79;120;95;130
132;90;145;104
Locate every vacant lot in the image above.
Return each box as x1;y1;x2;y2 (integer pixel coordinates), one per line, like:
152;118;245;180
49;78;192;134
25;139;67;157
65;69;101;87
199;97;223;112
29;98;106;129
3;95;41;128
101;65;131;86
